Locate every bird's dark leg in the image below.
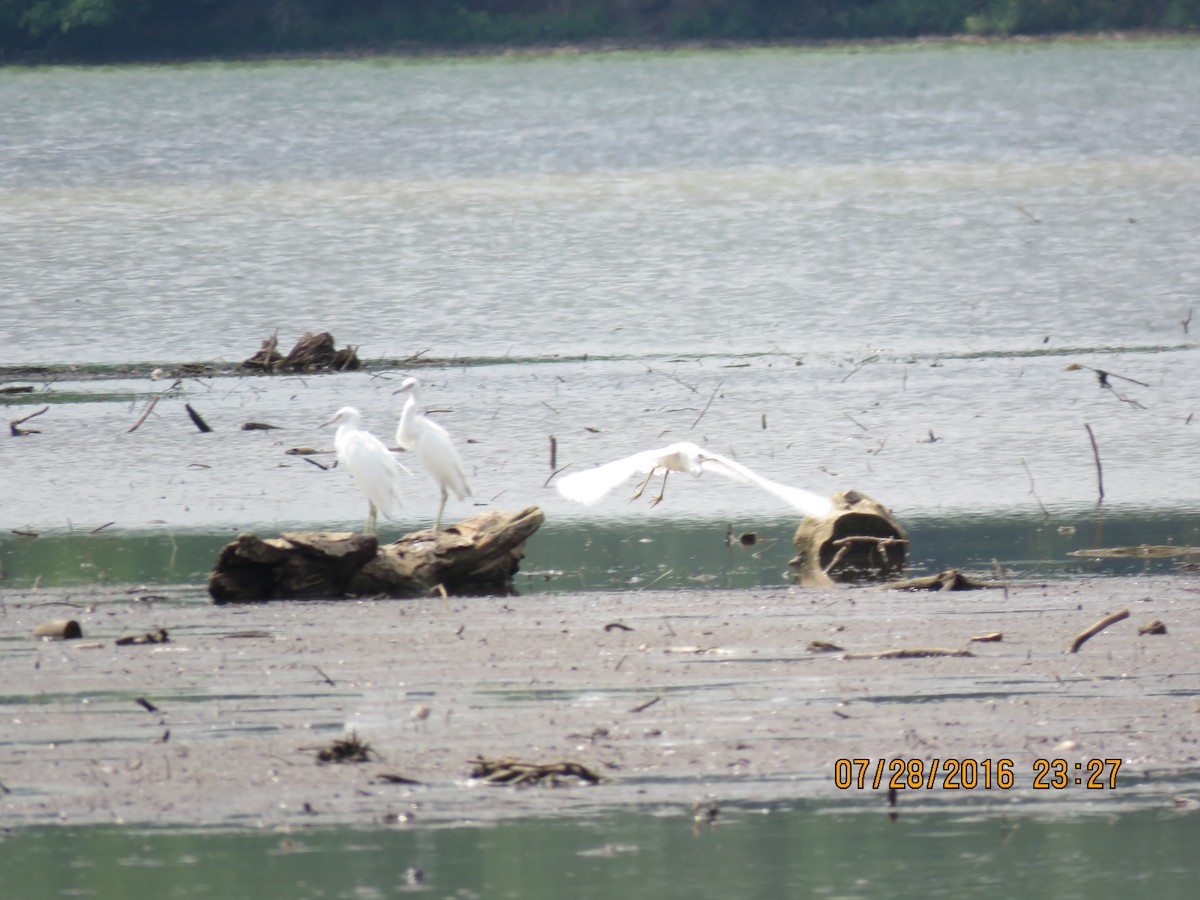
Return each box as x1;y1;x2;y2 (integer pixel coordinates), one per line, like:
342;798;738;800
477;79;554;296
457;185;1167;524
365;502;378;535
630;467;659;502
649;470;671;506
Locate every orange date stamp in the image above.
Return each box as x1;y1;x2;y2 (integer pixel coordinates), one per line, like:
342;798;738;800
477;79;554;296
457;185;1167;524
833;758;1122;790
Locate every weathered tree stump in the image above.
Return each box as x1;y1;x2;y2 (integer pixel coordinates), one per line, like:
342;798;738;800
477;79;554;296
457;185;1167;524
240;331;361;372
790;489;908;586
208;507;543;602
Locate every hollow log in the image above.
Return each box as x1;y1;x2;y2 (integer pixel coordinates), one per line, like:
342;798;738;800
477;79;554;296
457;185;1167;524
790;489;908;586
208;507;543;603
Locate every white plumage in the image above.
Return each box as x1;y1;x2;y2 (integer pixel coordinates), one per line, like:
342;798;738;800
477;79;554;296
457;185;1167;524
323;406;405;535
555;440;834;518
394;376;472;533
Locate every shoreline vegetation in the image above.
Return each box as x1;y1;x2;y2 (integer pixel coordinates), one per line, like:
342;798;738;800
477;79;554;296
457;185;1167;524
0;1;1197;65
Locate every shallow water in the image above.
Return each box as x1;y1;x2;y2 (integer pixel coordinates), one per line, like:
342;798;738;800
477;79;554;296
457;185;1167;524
2;508;1197;595
2;801;1197;899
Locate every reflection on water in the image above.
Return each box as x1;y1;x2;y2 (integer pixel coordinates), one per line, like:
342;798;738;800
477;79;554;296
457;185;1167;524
1;800;1196;899
1;511;1196;595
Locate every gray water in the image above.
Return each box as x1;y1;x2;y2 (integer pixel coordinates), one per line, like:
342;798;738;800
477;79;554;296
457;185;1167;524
2;39;1200;896
2;41;1199;365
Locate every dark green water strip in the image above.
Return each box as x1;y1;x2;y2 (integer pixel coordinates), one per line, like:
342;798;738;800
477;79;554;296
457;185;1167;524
1;510;1197;596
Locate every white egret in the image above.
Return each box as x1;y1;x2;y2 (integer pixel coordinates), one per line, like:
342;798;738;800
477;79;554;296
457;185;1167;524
323;406;405;535
555;440;835;519
394;376;472;533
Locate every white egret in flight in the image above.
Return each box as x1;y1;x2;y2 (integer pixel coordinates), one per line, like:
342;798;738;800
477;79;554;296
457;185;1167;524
555;441;835;518
323;406;405;535
394;376;473;533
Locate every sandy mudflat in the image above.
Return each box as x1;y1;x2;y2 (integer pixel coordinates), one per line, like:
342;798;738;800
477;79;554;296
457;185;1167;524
2;575;1198;829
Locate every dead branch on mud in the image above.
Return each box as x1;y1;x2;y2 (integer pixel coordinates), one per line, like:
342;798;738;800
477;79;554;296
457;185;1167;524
1068;609;1129;653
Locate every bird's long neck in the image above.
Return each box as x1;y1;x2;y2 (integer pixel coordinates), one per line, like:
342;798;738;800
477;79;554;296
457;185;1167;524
333;422;356;458
397;393;422;448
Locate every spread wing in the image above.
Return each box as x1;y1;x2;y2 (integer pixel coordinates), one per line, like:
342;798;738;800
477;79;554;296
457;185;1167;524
697;450;835;519
555;446;679;505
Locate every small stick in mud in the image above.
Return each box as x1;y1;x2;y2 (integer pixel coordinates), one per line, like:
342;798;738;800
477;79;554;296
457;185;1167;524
9;405;48;436
629;695;661;713
185;403;212;433
549;434;557;470
1084;423;1104;504
1068;609;1130;653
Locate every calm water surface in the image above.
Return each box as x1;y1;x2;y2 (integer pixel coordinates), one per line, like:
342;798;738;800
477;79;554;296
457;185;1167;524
2;40;1199;364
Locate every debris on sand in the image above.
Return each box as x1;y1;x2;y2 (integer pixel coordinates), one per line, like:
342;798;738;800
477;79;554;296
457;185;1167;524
115;629;170;646
314;732;376;764
888;569;1004;592
32;619;83;640
469;756;601;786
842;647;975;660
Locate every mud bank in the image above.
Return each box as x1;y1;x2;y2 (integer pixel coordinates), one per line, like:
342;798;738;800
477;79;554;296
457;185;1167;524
2;576;1198;829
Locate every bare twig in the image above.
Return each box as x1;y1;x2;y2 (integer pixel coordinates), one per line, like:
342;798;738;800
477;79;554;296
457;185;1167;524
127;396;161;432
549;435;557;471
543;463;573;488
844;414;869;432
1069;609;1129;653
648;366;699;393
841;355;879;383
1066;363;1149;388
1016;204;1041;224
1084;423;1104;504
1020;459;1050;519
690;381;722;430
9;405;48;436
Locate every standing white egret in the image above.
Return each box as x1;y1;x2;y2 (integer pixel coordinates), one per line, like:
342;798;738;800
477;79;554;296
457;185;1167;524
393;376;472;533
323;406;405;535
555;440;835;519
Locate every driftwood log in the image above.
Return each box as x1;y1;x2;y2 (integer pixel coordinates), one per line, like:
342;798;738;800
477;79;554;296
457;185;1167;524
790;489;908;586
887;569;1003;592
208;507;543;603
